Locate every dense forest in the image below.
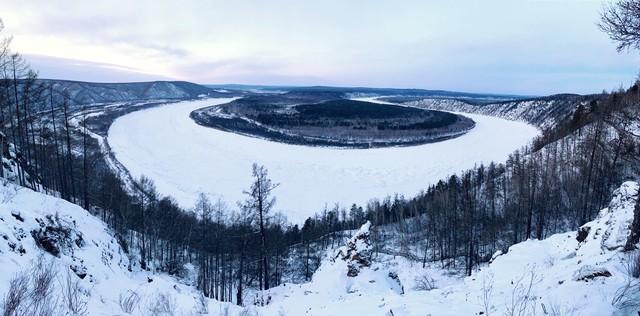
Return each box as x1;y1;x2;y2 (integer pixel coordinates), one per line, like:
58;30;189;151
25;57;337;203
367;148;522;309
364;89;640;276
192;98;475;148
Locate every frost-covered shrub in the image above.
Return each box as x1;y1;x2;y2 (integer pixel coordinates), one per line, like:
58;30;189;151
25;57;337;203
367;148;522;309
195;292;208;314
504;270;539;316
1;256;60;316
541;301;578;316
625;250;640;278
612;251;640;309
147;292;177;316
119;290;141;314
238;306;259;316
60;269;88;316
413;273;437;291
1;272;29;316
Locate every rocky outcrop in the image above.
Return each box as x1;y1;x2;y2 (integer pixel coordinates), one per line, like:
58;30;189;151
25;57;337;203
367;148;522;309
335;221;373;277
576;181;639;252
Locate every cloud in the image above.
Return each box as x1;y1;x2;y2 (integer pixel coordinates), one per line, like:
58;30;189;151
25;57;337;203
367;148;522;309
2;0;639;94
25;54;174;82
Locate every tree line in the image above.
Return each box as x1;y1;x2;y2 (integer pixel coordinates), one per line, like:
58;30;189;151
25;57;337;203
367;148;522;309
358;85;640;276
0;19;349;306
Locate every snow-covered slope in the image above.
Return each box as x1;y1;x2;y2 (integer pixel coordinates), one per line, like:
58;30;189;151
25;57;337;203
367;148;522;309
0;180;239;315
0;158;636;315
248;181;639;315
402;94;590;129
36;79;232;108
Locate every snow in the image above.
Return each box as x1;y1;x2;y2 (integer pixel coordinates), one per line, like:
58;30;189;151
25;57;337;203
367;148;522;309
334;221;373;277
240;181;640;315
0;180;241;315
108;98;539;223
0;159;636;315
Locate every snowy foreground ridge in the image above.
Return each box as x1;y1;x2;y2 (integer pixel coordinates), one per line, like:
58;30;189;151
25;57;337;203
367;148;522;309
0;180;638;315
108;98;539;223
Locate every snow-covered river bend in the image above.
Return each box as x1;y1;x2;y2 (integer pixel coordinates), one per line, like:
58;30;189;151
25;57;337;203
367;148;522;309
108;98;539;223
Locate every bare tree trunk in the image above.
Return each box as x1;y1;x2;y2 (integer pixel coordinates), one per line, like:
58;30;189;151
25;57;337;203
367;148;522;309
49;87;65;198
82;105;89;210
62;98;76;202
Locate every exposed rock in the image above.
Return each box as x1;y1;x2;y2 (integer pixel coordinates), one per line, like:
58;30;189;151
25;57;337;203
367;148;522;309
335;221;372;277
573;265;612;282
576;226;590;243
70;264;87;279
576;181;639;252
31;214;84;257
10;211;23;222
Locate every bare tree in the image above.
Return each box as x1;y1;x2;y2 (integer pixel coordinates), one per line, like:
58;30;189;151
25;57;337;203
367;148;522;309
194;193;212;296
147;292;177;316
118;290;141;314
480;272;494;316
59;269;88;316
600;0;640;51
1;272;29;316
243;163;278;291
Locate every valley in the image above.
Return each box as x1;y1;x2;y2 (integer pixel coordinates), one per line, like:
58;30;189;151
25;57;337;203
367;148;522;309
107;97;538;222
2;2;640;314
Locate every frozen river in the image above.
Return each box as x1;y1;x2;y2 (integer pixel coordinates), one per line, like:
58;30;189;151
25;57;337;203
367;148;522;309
108;98;539;223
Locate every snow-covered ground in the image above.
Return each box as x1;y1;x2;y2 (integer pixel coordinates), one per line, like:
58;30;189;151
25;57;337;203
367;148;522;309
253;181;639;316
0;176;636;315
108;98;539;223
0;180;240;315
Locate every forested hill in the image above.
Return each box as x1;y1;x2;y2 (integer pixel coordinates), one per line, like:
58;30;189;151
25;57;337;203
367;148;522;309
380;93;597;129
35;79;236;107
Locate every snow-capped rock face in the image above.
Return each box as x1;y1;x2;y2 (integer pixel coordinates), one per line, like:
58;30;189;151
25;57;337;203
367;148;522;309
335;221;373;277
484;181;639;315
577;181;639;253
1;143;39;189
0;181;130;314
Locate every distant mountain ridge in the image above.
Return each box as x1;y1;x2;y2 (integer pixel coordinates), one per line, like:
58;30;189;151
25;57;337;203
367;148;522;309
37;79;234;106
206;84;528;102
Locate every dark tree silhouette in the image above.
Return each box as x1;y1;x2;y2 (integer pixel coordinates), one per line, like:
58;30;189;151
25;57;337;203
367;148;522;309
600;0;640;51
243;163;278;291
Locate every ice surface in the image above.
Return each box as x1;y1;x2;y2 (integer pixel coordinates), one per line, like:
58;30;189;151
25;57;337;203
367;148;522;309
108;98;540;223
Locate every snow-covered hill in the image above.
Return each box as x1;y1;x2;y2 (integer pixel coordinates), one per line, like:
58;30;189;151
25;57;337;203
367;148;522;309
0;180;240;315
398;94;592;129
0;170;637;315
36;79;234;108
249;181;639;315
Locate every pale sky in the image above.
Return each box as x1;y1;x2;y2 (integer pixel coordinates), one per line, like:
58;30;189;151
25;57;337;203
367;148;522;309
1;0;639;95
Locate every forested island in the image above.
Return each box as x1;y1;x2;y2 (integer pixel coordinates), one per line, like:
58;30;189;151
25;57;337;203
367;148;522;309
191;95;475;148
